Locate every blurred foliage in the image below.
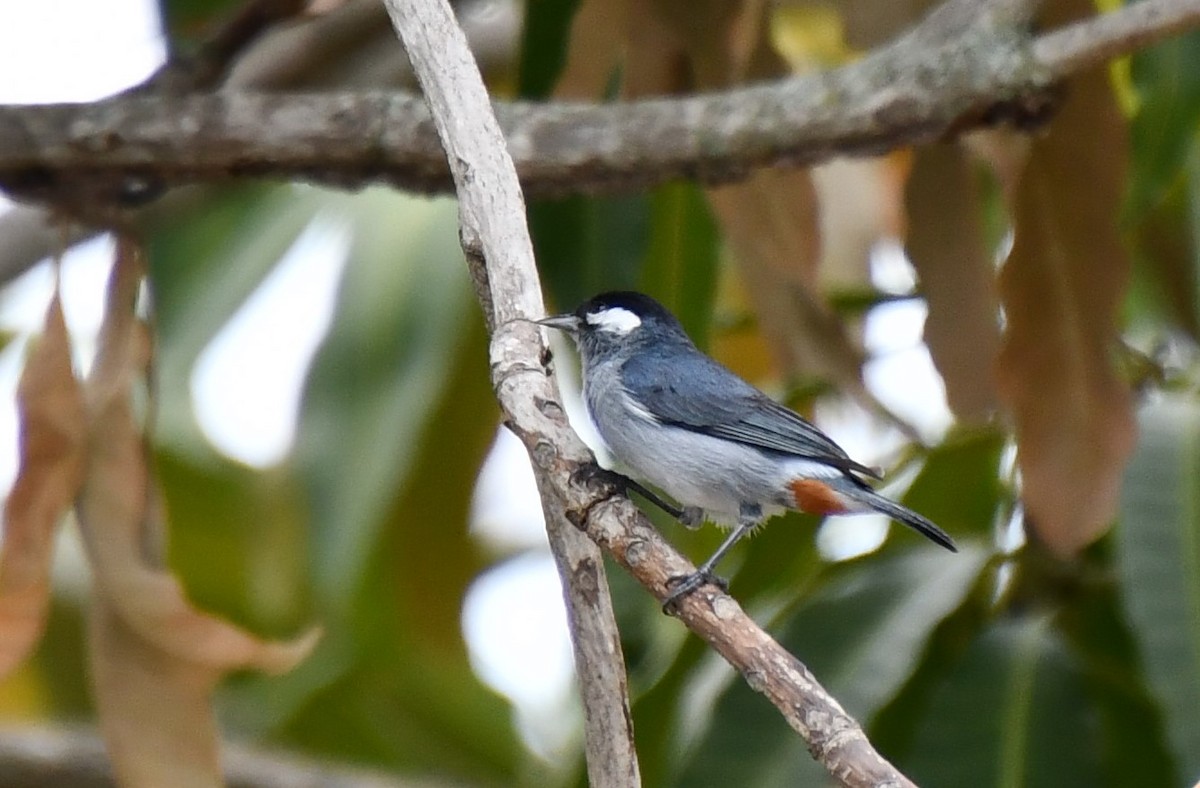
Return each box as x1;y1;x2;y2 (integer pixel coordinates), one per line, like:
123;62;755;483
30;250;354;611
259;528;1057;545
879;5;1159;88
3;0;1200;787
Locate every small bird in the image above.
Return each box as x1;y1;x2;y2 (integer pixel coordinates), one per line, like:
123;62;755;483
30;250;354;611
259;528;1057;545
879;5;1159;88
537;291;956;606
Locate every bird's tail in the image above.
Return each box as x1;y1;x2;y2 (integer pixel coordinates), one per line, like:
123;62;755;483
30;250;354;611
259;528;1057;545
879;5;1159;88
840;484;958;553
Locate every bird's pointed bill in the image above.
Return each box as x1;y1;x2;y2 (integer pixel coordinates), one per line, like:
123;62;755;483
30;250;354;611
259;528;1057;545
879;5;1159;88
537;314;582;332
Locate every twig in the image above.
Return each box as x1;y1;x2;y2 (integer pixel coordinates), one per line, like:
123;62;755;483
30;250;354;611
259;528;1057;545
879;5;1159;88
0;0;1196;210
383;0;923;785
1033;0;1200;75
379;1;643;786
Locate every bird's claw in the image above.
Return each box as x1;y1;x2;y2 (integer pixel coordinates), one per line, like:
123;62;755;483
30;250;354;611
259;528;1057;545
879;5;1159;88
570;463;622;494
572;465;691;523
661;569;728;613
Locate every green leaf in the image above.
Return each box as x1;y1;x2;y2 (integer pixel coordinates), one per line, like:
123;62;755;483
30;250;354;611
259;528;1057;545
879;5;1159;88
27;600;92;717
626;622;713;788
146;184;323;456
1126;174;1200;337
256;646;519;783
530;194;651;311
158;450;310;635
870;559;999;761
517;0;583;98
220;191;520;779
674;547;986;788
361;315;496;653
901;616;1103;788
639;182;720;349
1057;542;1179;788
294;190;473;608
1125;27;1200;223
902;425;1005;540
1117;396;1200;779
276;315;520;780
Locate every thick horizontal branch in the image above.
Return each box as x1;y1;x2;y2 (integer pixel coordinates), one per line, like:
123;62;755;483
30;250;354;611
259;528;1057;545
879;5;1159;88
1;0;1196;209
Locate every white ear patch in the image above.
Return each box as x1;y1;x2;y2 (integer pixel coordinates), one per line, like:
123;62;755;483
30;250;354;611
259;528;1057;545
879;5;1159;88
585;307;642;334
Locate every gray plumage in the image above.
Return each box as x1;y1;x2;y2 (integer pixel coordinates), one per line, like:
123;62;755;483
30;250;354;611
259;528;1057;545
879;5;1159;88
538;291;956;579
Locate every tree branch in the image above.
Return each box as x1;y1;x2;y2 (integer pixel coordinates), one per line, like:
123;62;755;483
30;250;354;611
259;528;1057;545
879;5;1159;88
1033;0;1200;75
385;0;926;785
380;1;643;786
0;0;1195;214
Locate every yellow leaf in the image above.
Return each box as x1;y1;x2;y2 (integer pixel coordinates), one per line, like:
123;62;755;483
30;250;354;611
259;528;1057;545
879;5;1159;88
709;169;858;386
770;4;852;71
0;292;86;677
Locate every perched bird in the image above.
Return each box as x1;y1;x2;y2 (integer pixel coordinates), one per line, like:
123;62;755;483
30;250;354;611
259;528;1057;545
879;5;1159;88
538;291;956;605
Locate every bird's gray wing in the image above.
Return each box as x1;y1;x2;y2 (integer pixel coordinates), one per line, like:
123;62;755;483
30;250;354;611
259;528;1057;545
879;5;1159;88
621;350;878;478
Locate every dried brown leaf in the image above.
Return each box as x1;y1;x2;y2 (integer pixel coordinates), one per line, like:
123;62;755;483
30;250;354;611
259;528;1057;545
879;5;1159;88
709;168;822;288
996;2;1135;555
88;600;225;788
79;239;318;786
623;3;691;96
709;169;867;387
812;154;909;291
553;0;632;99
0;293;86;677
665;0;857;391
905;144;1001;421
666;3;917;413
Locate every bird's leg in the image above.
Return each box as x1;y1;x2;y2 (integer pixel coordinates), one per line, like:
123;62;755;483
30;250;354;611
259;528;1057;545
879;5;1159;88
625;478;690;522
571;464;687;521
663;503;762;612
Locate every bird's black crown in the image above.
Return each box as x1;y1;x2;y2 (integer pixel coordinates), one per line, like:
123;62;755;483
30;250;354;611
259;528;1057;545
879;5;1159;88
575;291;675;322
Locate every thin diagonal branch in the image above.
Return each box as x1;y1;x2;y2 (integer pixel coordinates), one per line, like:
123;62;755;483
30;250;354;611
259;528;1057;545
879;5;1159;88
385;0;923;785
380;2;643;786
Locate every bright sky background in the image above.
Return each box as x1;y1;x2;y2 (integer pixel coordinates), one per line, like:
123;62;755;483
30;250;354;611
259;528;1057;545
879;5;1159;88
0;0;952;764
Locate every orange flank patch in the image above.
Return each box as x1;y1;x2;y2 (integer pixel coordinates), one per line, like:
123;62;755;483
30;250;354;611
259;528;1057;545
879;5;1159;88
789;479;851;515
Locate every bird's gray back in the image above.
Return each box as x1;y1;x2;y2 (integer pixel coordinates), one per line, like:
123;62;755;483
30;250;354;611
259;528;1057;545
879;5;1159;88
619;345;872;477
583;353;840;521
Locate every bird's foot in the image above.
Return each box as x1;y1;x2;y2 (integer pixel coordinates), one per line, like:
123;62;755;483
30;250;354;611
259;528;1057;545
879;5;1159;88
571;465;688;522
662;569;728;613
570;463;625;496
